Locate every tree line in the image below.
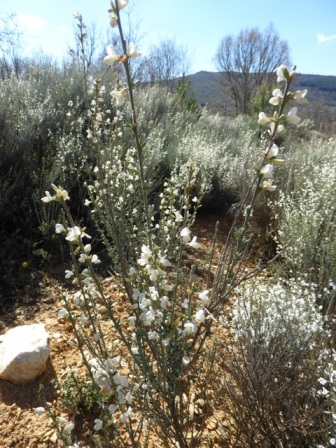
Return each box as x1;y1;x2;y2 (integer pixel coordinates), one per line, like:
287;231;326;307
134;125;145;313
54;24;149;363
0;12;290;116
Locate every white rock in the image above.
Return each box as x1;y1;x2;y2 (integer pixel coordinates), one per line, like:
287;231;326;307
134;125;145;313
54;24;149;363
0;323;50;384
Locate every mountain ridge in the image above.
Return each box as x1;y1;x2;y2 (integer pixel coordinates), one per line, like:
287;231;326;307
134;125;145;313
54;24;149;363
184;71;336;114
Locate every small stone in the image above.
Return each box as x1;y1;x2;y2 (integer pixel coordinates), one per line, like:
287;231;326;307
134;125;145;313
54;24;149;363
207;417;218;431
49;432;58;443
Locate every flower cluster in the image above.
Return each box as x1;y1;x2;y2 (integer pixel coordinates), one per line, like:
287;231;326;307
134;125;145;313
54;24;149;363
108;0;129;28
104;42;141;66
41;184;70;203
232;277;328;349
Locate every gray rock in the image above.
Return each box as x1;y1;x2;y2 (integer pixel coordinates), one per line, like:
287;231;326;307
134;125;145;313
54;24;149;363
0;323;50;384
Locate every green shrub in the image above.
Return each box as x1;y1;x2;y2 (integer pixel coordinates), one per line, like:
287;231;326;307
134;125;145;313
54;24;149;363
271;136;336;290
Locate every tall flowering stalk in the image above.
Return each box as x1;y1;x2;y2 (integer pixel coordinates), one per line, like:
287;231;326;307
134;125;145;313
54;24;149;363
40;3;309;446
71;12;90;104
211;65;308;307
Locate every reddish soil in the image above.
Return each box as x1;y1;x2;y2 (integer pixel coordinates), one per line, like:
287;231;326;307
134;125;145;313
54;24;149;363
0;215;234;447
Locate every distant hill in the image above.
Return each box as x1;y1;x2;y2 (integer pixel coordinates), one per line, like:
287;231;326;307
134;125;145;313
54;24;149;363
185;71;336;115
292;74;336;107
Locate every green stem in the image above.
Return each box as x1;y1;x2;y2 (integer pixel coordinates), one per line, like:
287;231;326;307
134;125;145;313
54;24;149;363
115;6;153;249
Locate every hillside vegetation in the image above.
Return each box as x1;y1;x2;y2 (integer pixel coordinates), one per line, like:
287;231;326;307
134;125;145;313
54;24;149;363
187;71;336;132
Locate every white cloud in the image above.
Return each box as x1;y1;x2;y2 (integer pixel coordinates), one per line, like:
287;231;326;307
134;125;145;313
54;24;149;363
15;14;49;35
317;33;336;44
13;15;73;60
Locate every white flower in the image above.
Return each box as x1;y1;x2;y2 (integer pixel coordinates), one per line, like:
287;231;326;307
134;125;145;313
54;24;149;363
128;267;136;276
65;270;74;279
317;386;329;396
84;244;91;253
127;42;141;58
34;407;46;415
293;89;308;105
55;223;66;234
109;11;118;27
188;236;201;249
91;254;101;264
330;438;336;446
269;88;284;106
128;316;136;328
58;308;69;319
111;0;129;10
113;372;128;386
195;309;206;323
180;227;191;242
41;191;54;203
182;355;190;365
261;179;277;192
198;290;210;306
268;122;284;136
73;11;82;20
117;0;129;9
183;321;196;335
259;164;273;179
51;184;69;201
174;211;183;222
148;331;159;341
276;64;295;83
110;88;127;106
264;144;284;165
160;295;170;308
137;245;152;266
94;419;103;431
318;377;327;385
148;267;159;282
182;299;189;309
120;406;134;423
258;112;272;125
159;255;171;267
286;107;301;124
78;253;88;263
104;45;121;65
63;422;75;434
66;226;82;242
264;143;278;160
109;404;117;414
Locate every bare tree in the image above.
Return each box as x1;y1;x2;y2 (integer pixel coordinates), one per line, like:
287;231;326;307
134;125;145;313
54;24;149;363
215;24;290;114
139;38;191;88
0;13;20;51
0;13;24;78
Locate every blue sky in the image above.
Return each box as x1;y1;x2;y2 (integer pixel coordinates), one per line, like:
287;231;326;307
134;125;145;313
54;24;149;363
3;0;336;76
